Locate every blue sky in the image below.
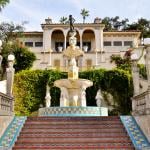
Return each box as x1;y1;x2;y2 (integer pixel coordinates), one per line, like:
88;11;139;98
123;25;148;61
0;0;150;31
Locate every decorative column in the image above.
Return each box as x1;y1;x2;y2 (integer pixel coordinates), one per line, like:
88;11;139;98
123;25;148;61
131;54;139;95
94;30;101;51
94;18;104;51
63;30;68;70
43;30;52;50
79;30;83;50
80;36;83;50
63;30;68;50
100;28;104;51
43;29;52;63
6;54;15;97
64;35;67;50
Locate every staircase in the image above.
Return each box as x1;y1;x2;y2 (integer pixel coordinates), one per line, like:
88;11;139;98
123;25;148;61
12;116;134;150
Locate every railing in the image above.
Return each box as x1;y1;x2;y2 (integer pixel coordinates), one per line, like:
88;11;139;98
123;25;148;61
0;92;14;116
132;87;150;115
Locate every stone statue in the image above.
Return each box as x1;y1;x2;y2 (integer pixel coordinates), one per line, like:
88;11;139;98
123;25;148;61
95;89;103;107
45;84;51;107
60;87;69;106
80;86;86;106
69;15;75;32
68;15;76;47
6;54;15;97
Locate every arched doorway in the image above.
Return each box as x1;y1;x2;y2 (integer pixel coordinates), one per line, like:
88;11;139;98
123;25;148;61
82;29;95;52
51;30;65;52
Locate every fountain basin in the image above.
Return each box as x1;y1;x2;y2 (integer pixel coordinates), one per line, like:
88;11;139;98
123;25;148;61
54;79;93;89
54;79;93;107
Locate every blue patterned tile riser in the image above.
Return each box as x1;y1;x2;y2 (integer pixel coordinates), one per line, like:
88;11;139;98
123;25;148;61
120;116;150;150
39;106;108;116
0;116;27;149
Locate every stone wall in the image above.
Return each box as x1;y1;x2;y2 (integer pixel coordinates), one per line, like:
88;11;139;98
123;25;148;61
132;87;150;116
134;115;150;142
0;116;13;138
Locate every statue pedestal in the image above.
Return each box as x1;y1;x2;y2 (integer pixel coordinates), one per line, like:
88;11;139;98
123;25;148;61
38;106;108;116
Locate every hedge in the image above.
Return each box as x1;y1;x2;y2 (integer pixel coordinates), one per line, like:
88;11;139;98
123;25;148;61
13;69;133;116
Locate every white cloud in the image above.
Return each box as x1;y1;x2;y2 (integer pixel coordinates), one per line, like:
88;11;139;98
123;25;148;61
9;2;44;22
68;0;84;10
1;0;150;31
0;15;11;22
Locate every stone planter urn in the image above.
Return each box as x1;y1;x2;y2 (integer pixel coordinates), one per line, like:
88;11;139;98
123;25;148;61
58;46;63;52
83;46;88;52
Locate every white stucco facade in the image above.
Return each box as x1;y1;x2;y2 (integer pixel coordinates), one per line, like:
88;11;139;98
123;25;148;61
18;18;141;71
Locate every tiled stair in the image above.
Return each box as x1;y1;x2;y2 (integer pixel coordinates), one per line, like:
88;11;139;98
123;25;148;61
12;116;134;150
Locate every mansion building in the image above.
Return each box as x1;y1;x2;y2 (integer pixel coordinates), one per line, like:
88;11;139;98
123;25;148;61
18;18;141;71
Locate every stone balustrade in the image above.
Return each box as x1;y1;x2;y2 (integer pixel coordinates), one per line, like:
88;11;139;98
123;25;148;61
132;87;150;115
0;92;14;116
47;65;102;72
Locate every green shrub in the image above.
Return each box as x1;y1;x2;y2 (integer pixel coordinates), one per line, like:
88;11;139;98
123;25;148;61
138;64;147;79
13;45;36;72
14;69;67;115
14;69;133;116
80;69;133;115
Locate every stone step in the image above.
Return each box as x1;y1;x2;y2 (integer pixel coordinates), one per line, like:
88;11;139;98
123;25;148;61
25;120;122;125
22;124;124;129
19;132;128;137
16;137;131;144
14;142;133;146
15;137;132;143
26;116;120;121
13;145;134;150
17;135;130;140
21;128;126;133
12;116;134;150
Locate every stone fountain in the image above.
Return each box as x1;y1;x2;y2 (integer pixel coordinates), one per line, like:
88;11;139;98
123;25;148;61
39;15;108;116
54;27;93;107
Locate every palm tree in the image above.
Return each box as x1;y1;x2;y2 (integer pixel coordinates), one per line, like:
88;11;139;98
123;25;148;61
102;17;112;31
0;0;9;11
80;8;89;23
59;16;68;24
121;18;129;30
111;16;120;30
